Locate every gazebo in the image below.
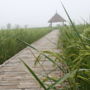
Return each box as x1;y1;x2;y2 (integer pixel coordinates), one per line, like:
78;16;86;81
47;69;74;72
48;13;66;27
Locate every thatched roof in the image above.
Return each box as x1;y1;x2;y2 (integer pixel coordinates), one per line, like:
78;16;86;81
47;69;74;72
48;13;66;23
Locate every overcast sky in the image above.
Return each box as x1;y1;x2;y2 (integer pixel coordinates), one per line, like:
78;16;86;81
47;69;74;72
0;0;90;28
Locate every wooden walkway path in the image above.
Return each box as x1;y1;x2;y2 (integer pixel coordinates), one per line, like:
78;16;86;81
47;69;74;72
0;30;59;90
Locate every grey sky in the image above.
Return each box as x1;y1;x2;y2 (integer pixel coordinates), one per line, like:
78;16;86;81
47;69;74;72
0;0;90;28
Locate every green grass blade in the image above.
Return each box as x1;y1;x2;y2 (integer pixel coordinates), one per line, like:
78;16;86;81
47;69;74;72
18;39;64;71
43;54;65;72
21;60;47;90
17;39;38;51
60;1;86;49
47;70;77;90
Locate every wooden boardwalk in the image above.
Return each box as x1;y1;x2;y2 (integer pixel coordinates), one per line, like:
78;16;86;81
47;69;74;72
0;30;59;90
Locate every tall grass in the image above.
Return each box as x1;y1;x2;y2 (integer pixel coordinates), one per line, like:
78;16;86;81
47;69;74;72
0;27;51;64
58;24;90;90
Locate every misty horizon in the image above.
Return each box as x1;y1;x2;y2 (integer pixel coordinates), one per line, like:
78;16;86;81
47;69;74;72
0;0;90;28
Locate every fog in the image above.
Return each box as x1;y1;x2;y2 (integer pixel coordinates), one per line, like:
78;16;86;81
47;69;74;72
0;0;90;28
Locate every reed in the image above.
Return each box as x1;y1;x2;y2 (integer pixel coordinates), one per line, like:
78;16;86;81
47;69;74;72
0;27;51;64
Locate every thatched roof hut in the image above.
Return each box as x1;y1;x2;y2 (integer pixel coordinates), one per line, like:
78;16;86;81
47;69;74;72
48;13;66;23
